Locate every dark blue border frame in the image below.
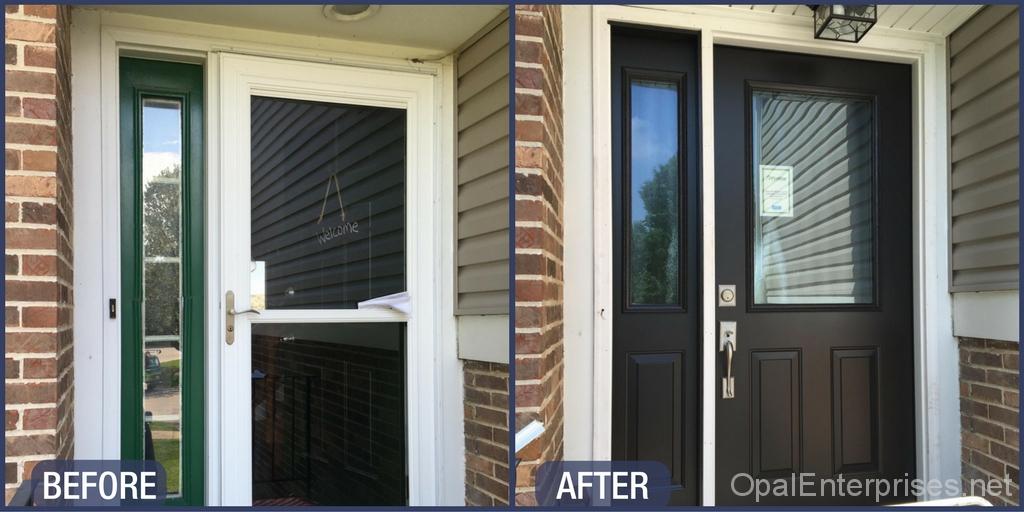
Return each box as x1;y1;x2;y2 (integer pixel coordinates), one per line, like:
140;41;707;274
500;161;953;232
1;1;1022;511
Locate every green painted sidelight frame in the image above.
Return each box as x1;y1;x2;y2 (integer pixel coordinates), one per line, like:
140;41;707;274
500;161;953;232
119;57;205;506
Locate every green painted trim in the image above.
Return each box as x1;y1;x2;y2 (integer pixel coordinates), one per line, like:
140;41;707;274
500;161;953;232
119;57;205;506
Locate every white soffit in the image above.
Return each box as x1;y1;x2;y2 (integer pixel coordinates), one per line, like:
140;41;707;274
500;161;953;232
722;5;984;36
85;5;506;54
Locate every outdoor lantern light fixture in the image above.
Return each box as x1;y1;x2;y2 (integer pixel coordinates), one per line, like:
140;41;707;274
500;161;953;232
809;5;878;43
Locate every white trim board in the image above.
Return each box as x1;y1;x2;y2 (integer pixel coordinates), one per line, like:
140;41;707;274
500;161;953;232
70;11;463;506
561;5;597;463
560;4;959;505
458;315;511;364
953;291;1020;343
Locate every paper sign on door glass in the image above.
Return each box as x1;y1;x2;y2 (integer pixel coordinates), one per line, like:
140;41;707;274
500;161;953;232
759;165;793;217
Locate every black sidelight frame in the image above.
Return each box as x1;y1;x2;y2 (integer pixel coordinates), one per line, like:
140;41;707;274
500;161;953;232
611;25;703;506
620;67;688;313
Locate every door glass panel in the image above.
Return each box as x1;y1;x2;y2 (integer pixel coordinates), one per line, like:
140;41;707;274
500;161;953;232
751;90;874;305
251;323;407;506
250;97;406;310
141;97;183;495
628;79;681;306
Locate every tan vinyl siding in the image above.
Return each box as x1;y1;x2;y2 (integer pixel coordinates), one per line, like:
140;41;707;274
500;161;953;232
456;15;510;315
949;5;1020;291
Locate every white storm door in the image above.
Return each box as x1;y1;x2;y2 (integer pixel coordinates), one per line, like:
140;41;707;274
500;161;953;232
216;53;438;506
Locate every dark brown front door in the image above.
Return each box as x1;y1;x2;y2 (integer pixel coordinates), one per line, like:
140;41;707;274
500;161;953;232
713;46;915;505
611;26;700;506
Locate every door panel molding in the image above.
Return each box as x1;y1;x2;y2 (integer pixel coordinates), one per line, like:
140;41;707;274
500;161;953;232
750;349;802;478
831;347;880;475
625;351;686;487
586;5;956;504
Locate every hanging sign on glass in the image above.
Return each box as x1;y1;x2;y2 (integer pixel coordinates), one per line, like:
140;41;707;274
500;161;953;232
759;165;794;217
250;261;266;310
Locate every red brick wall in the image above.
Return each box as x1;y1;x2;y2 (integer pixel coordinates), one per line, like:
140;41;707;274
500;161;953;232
4;4;74;502
513;4;563;505
463;361;510;505
959;337;1019;505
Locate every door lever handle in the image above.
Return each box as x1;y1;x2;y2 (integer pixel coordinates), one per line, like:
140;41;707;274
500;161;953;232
225;291;261;346
720;321;738;399
723;337;735;398
228;308;261;316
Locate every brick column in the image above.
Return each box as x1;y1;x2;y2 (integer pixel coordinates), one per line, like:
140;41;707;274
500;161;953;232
463;361;511;505
4;4;74;502
959;337;1020;506
513;4;564;505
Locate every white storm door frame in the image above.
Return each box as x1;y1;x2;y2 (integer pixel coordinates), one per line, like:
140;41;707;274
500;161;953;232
217;53;438;505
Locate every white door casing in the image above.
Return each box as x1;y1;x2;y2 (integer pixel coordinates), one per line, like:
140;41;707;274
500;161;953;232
216;52;438;505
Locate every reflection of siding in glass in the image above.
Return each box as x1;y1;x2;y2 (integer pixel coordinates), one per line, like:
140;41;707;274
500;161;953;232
628;79;681;306
140;97;184;496
250;97;406;310
752;91;874;304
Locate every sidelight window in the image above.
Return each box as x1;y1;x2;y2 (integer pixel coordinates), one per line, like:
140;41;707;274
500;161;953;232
120;57;205;505
140;96;185;495
625;74;685;308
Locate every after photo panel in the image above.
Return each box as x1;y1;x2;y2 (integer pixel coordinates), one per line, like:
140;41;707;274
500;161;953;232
4;4;512;507
510;3;1021;508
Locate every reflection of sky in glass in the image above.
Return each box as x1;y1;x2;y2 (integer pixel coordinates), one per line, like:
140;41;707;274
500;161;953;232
630;81;678;220
142;101;182;182
140;98;183;496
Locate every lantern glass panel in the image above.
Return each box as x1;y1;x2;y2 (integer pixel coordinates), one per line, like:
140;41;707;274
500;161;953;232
814;5;877;43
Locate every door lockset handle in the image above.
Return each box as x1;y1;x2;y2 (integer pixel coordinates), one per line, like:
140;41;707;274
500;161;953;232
720;321;737;399
723;336;735;398
225;291;260;346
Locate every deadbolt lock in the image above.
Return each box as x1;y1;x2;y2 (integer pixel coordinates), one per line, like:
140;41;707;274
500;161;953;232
718;284;736;307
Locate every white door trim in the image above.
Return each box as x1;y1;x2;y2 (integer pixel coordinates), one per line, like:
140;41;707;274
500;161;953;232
72;13;462;506
587;4;955;504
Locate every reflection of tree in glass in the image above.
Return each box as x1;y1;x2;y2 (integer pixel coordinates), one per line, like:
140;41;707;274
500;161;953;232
631;155;679;305
143;165;181;337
